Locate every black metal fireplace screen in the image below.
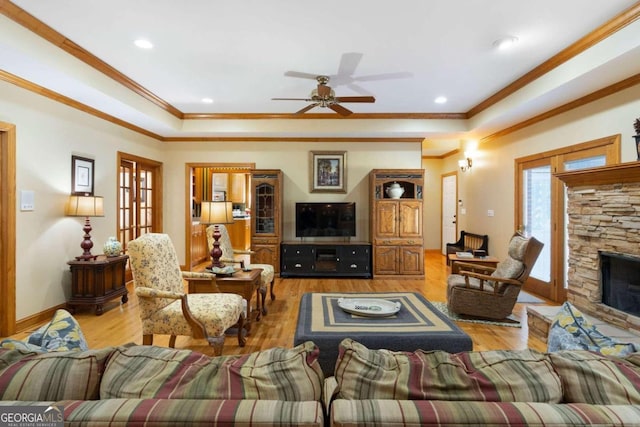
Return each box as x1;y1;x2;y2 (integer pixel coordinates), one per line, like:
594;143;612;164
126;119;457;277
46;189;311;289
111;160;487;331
600;251;640;317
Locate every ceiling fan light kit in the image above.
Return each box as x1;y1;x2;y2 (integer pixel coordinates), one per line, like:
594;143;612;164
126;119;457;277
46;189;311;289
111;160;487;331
272;75;375;116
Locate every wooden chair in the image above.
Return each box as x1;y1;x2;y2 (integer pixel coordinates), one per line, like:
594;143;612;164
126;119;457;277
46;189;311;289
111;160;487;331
128;233;245;355
446;232;543;320
445;230;489;265
206;224;275;319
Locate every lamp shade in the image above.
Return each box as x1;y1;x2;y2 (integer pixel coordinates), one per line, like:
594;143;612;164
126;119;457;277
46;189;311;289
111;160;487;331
200;200;234;224
66;195;104;217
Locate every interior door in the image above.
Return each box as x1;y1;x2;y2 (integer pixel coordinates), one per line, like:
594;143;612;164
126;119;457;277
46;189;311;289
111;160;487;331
441;173;457;254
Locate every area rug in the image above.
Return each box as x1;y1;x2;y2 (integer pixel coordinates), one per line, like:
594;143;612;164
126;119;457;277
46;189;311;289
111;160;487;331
517;291;545;304
431;301;522;328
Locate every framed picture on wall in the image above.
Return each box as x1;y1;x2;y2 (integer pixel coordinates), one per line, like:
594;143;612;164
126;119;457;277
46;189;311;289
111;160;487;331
71;155;94;195
310;151;347;193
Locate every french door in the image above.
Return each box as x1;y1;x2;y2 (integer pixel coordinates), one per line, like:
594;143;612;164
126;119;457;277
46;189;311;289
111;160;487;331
515;136;619;302
117;153;163;252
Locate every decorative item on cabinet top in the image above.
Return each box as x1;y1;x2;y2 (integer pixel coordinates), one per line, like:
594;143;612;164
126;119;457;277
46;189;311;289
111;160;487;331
103;237;123;257
385;182;405;199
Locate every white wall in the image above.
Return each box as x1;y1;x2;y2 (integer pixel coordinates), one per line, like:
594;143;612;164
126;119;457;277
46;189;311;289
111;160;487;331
1;80;163;319
162;142;422;260
448;85;640;260
4;73;640;322
1;79;422;320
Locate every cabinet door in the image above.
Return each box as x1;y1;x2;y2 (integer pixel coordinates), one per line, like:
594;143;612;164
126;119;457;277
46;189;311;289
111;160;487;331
252;176;280;238
375;201;399;237
398;201;422;238
374;246;399;275
400;246;424;275
229;173;246;203
252;244;279;270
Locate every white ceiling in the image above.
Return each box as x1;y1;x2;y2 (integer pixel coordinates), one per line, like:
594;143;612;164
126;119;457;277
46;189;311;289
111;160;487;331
1;0;639;154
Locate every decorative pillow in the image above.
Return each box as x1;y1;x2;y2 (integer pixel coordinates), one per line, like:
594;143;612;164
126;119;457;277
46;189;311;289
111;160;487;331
100;341;324;401
547;302;638;356
550;350;640;404
0;339;42;352
0;347;114;401
507;234;529;261
26;309;89;352
334;339;562;403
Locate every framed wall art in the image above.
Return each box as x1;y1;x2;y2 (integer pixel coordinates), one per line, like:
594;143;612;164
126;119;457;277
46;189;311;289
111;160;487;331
310;151;347;193
71;155;94;195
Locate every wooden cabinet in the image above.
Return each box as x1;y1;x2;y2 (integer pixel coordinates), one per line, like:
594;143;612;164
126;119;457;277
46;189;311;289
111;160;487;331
281;242;371;277
67;255;129;315
369;169;424;277
250;170;282;273
228;217;251;251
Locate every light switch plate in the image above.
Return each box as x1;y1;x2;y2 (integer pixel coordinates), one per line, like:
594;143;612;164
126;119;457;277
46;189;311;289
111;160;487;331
487;209;495;217
20;190;34;211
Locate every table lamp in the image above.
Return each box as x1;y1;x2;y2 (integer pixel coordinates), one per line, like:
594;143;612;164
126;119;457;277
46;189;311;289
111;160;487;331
66;195;104;261
200;200;234;268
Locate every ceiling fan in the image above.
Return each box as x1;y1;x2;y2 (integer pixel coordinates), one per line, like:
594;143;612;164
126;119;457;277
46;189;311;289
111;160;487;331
272;75;375;116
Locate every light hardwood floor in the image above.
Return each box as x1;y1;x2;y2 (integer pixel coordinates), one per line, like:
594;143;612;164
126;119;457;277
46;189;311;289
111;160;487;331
8;251;548;355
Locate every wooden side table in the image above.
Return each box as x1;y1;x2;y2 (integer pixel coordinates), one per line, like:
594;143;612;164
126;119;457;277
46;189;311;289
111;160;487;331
447;254;500;274
67;255;129;315
188;268;263;334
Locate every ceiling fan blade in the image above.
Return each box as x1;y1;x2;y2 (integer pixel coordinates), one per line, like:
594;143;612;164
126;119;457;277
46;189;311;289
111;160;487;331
295;103;319;114
284;71;320;80
354;71;413;82
346;83;374;96
329;104;353;116
335;96;375;103
317;84;331;97
272;97;311;101
337;52;363;77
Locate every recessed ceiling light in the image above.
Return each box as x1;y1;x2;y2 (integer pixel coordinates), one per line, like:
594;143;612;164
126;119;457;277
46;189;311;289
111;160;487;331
201;98;214;104
134;39;153;49
493;36;519;50
434;96;447;104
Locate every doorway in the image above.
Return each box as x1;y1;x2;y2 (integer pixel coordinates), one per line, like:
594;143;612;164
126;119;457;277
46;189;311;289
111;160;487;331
0;121;16;335
184;163;255;269
515;135;619;302
441;173;457;254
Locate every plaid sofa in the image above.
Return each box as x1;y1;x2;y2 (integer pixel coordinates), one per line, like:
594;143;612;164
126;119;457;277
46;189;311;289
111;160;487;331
3;338;640;426
327;339;640;426
0;341;325;426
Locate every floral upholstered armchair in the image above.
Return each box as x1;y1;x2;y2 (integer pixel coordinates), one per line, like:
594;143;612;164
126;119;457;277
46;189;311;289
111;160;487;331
128;233;245;355
206;224;275;319
446;232;543;321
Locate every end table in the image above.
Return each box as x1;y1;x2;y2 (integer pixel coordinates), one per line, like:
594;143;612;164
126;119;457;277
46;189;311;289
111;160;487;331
67;254;129;315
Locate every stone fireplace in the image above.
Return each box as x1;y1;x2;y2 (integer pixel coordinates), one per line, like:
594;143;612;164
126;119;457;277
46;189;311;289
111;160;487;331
557;162;640;334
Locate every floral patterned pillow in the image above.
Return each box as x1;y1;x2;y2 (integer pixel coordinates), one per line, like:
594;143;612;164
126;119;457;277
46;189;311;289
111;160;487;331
547;302;638;356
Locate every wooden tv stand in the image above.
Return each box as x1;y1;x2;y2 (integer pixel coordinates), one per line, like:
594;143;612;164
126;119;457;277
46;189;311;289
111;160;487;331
280;241;372;278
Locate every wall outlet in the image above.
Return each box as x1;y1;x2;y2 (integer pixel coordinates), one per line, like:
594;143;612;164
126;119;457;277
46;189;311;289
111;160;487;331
460;208;467;215
487;209;495;217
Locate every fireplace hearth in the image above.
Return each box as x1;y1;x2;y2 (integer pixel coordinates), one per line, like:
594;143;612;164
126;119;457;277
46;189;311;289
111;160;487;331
600;252;640;317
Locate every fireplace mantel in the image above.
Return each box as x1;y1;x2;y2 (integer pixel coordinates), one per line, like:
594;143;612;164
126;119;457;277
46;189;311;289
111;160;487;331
555;162;640;186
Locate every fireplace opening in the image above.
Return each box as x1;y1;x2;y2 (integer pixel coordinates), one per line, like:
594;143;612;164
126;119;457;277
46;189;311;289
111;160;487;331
600;252;640;317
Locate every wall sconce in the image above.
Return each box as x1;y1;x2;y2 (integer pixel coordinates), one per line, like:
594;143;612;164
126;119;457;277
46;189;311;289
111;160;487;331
458;157;473;172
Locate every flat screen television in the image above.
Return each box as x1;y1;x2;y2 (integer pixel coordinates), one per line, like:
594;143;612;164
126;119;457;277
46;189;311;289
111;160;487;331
295;202;356;237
